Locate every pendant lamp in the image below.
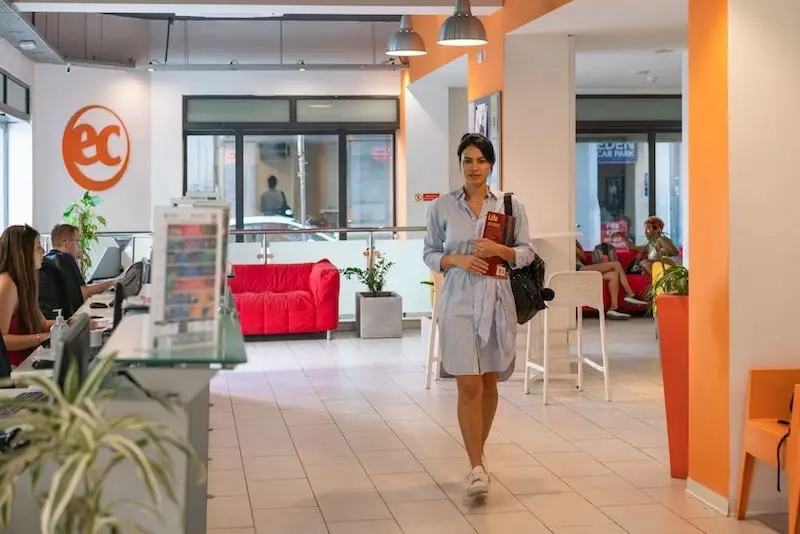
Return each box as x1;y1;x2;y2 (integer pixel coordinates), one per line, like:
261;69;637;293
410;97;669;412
438;0;487;47
386;15;427;57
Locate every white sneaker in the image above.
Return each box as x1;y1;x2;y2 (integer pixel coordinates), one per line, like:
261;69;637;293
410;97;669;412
624;295;649;307
607;309;631;320
466;465;489;497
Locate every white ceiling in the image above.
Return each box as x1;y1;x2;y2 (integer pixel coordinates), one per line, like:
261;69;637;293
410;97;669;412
517;0;687;93
13;0;501;15
412;44;684;95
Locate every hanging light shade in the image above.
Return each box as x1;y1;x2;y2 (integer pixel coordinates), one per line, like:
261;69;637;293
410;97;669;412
438;0;487;47
386;15;427;57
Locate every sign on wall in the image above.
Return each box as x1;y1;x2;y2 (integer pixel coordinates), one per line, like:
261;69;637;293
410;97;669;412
470;92;502;190
597;142;637;164
62;105;130;192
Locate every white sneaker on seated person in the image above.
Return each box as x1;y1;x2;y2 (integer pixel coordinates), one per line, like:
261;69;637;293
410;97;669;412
607;308;631;320
623;295;649;307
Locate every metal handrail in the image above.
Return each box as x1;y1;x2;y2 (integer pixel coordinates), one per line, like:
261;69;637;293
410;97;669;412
228;225;426;236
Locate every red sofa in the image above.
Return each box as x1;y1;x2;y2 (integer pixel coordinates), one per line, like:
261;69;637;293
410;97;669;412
228;260;340;336
580;249;650;312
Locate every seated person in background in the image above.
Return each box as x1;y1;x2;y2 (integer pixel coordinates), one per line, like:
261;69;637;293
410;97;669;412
614;216;679;275
576;240;648;320
47;223;116;302
0;225;55;366
39;255;79;320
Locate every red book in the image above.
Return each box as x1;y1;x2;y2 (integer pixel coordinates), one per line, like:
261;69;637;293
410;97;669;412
482;211;515;278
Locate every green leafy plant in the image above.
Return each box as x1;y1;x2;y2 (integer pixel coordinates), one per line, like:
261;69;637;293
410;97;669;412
341;254;395;297
0;354;202;534
647;263;689;315
63;191;108;276
420;281;433;287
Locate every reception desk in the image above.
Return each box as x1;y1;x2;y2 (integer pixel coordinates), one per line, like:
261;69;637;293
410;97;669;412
0;311;247;534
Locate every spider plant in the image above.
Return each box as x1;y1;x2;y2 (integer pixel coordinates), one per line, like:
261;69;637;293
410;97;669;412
0;354;202;534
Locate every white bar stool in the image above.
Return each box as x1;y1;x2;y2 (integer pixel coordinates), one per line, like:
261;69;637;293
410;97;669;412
523;270;610;404
424;270;445;389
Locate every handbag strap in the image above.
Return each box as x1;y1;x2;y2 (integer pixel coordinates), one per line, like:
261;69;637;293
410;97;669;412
503;192;513;217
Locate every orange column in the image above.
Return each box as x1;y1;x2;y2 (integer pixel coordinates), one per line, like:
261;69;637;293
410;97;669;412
687;0;730;499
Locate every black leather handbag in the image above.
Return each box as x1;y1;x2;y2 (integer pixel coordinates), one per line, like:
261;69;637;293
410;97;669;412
503;193;554;324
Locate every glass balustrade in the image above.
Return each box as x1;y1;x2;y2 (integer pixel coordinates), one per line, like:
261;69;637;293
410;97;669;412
50;226;433;321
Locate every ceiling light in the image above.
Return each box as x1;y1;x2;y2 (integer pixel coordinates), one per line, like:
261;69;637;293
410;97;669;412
309;104;332;109
18;40;36;51
438;0;487;47
297;59;306;72
632;69;651;76
386;15;427;57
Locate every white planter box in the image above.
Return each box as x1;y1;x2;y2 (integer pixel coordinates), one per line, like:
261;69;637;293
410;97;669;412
355;292;402;339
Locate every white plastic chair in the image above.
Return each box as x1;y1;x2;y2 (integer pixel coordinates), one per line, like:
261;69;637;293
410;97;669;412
523;271;610;404
425;270;445;389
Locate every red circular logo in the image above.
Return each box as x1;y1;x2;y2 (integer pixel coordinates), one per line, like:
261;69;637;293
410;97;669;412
62;105;130;192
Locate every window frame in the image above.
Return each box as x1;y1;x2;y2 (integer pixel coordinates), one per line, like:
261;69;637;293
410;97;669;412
576;98;681;217
182;95;399;242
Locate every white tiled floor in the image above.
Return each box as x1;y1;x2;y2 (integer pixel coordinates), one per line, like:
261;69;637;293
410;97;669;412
206;318;785;534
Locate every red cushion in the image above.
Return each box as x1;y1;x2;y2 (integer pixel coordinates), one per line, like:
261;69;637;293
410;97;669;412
228;260;340;335
235;290;315;335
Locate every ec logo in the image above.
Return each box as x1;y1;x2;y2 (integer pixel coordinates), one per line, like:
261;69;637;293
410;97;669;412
62;105;130;192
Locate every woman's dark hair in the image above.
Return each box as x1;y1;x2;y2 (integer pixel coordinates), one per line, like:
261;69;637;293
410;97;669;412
267;175;278;189
457;133;496;166
0;225;41;334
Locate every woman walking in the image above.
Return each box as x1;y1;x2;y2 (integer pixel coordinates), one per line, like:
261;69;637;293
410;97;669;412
423;133;535;497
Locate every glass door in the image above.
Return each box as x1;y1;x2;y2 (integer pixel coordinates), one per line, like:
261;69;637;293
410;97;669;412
655;132;684;249
242;134;340;240
575;134;650;248
346;134;394;228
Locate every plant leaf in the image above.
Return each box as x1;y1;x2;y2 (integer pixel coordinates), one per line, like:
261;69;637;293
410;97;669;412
41;452;92;534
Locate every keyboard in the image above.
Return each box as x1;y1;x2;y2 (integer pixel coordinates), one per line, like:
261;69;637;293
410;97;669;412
0;391;48;417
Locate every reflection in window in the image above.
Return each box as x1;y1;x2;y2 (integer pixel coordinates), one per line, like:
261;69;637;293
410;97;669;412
185;135;236;209
655;133;683;248
347;134;393;228
243;135;339;237
575;135;649;248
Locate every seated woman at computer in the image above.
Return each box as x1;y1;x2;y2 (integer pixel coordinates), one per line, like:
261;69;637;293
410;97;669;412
0;225;56;366
613;216;680;275
47;223;117;301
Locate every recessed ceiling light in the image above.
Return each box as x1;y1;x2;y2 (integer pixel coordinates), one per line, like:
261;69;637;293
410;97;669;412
18;40;36;51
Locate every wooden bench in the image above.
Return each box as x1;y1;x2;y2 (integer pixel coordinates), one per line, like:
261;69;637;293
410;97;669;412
736;368;800;532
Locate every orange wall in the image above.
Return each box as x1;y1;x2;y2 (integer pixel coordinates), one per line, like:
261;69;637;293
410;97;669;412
410;0;573;88
467;14;504;101
396;70;409;226
408;15;473;83
687;0;730;498
501;0;573;34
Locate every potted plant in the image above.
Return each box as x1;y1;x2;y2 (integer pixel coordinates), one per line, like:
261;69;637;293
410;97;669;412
649;263;689;479
341;253;402;339
63;191;108;277
0;354;201;533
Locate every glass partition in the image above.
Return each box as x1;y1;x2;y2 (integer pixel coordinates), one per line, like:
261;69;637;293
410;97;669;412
78;225;431;321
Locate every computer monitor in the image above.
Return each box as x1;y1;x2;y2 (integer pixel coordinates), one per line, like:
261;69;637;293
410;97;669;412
52;313;91;392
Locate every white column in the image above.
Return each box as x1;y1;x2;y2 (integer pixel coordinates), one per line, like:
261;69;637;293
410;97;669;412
680;51;689;268
504;34;576;368
404;79;452;227
727;0;800;512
